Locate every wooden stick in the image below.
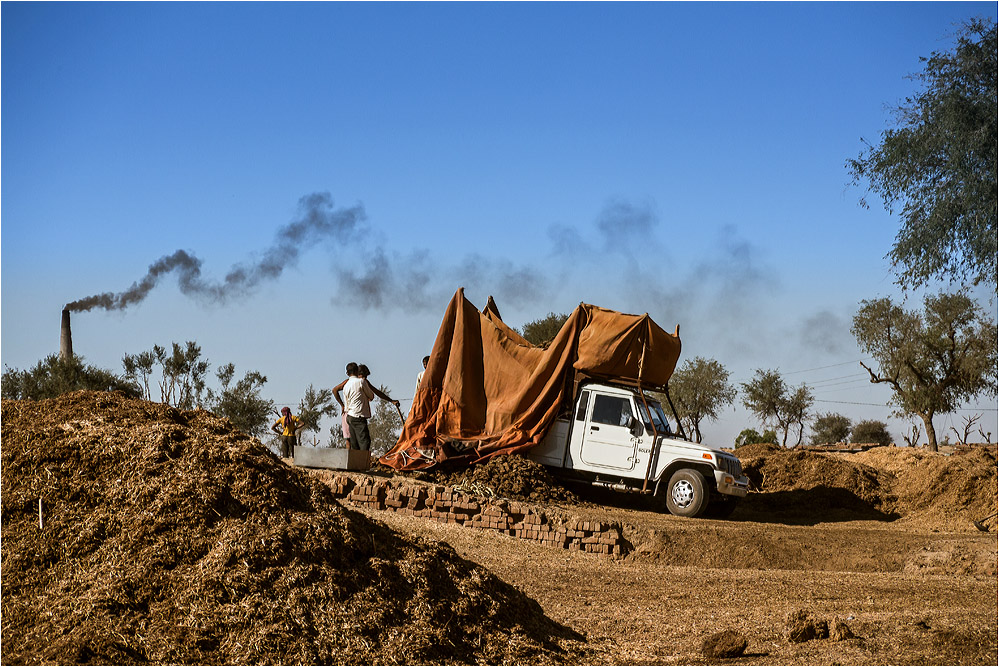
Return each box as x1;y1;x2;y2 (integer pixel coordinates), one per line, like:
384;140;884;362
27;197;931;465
38;498;43;530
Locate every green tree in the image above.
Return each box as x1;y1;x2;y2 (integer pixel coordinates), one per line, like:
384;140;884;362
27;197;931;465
847;20;997;289
667;356;736;443
296;384;340;447
207;363;274;438
852;290;997;452
735;427;779;448
150;342;210;409
851;419;892;447
122;350;156;401
784;385;814;447
328;422;348;448
519;312;570;346
1;354;139;400
811;412;852;445
740;369;814;447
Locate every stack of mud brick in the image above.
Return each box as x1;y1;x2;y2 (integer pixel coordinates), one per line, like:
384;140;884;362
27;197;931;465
325;475;627;557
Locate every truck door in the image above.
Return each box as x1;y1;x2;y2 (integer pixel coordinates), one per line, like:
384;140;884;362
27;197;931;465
579;392;638;471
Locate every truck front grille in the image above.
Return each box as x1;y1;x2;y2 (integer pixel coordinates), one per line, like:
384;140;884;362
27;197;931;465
720;456;743;477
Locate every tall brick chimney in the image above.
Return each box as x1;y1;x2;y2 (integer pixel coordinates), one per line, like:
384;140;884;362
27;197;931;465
60;309;74;361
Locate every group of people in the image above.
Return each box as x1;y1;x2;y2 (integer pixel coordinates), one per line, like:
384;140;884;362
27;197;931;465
332;362;401;452
272;358;429;457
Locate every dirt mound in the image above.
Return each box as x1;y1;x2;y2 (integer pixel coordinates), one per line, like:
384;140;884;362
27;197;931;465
386;453;580;504
441;454;579;504
738;447;894;521
735;445;997;530
851;446;998;531
1;392;582;665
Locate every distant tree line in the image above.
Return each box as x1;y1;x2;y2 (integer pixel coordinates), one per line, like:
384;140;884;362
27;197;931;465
1;342;403;455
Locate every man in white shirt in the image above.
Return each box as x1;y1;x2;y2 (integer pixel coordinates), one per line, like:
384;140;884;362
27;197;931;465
334;362;399;451
415;355;429;394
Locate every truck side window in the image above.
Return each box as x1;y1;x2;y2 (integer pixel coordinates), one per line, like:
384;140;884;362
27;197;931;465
591;395;633;427
575;391;590;421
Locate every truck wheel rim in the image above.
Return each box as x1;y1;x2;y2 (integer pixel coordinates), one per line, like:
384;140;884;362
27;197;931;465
671;480;694;508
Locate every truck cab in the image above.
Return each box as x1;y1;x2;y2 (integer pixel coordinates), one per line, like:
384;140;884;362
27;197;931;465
527;382;748;518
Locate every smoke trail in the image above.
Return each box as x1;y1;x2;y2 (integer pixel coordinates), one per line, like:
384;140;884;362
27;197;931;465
64;250;202;312
65;193;365;312
798;310;850;354
333;249;549;313
595;198;658;250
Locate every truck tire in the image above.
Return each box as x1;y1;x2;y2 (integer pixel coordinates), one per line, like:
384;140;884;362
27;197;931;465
665;469;709;518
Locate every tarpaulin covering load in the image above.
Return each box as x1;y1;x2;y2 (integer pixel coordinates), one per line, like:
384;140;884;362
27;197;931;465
379;288;681;471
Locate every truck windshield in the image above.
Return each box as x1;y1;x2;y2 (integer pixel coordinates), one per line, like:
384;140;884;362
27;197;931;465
637;399;672;435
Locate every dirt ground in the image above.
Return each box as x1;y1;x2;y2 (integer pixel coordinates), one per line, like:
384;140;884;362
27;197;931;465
331;443;998;665
356;480;998;665
3;391;997;665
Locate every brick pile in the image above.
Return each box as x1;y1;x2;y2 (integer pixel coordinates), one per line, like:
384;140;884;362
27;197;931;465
327;475;628;557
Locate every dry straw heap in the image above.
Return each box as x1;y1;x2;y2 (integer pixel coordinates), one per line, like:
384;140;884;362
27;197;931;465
737;442;998;530
1;391;584;665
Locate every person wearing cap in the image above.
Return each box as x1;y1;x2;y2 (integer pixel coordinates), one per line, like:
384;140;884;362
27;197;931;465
271;407;301;458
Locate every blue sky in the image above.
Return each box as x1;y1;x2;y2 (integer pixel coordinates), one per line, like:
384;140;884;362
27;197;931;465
3;1;996;447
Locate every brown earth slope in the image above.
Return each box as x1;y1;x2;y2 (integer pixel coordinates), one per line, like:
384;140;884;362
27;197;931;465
0;392;583;665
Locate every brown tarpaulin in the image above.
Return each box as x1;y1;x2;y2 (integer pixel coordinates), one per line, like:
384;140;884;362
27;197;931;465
379;289;681;470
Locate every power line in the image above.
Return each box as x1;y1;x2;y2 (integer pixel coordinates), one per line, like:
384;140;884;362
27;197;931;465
811;382;878;393
815;399;998;411
782;358;873;376
815;399;889;407
734;358;874;384
802;372;869;386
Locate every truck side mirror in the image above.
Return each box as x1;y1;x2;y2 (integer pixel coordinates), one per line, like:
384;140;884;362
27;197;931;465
627;416;644;437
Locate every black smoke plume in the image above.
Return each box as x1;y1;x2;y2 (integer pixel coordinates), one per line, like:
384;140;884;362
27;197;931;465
65;193;365;312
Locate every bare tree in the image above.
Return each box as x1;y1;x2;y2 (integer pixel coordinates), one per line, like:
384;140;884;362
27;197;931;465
949;413;982;445
902;422;922;448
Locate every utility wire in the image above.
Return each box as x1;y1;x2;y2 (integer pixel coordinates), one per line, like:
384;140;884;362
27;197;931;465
782;358;873;375
802;372;868;385
815;398;998;411
734;358;874;384
811;383;878;394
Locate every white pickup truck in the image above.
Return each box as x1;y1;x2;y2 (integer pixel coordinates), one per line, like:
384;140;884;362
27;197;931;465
528;382;748;518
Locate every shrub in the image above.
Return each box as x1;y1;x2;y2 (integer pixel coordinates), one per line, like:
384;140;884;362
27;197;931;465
736;428;779;448
851;419;892;446
2;355;139;401
811;412;852;445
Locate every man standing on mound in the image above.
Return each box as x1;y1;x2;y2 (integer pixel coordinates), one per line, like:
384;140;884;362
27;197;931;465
333;362;400;451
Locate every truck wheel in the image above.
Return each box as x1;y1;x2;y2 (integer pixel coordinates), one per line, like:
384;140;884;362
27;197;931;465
665;469;709;518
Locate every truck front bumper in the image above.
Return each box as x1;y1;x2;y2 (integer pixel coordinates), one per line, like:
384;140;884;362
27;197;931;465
714;470;749;498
